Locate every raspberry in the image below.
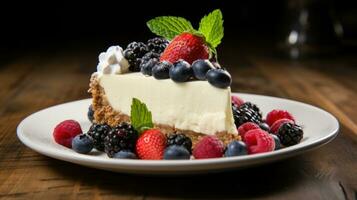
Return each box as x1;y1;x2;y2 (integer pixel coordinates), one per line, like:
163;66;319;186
193;136;224;159
136;129;166;160
53;120;82;148
266;109;295;126
231;96;244;107
244;129;275;154
238;122;260;138
270;118;295;134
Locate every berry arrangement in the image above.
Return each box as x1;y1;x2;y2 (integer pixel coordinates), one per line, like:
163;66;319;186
112;9;232;89
53;96;304;160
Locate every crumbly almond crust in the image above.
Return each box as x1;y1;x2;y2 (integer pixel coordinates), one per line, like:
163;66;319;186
88;73;240;146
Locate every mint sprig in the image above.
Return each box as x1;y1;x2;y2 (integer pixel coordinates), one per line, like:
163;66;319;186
146;9;224;55
130;98;153;133
198;9;224;49
147;16;194;40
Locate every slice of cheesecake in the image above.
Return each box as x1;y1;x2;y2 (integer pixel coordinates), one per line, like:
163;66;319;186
89;72;238;145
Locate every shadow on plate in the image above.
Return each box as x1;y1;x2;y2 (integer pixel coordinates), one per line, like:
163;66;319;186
48;156;305;199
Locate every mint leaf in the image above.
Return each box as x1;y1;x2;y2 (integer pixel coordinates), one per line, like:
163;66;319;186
147;16;195;40
130;98;153;133
198;9;224;48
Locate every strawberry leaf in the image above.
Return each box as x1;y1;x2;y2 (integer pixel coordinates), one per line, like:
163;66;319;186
147;16;195;40
130;98;154;134
198;9;224;49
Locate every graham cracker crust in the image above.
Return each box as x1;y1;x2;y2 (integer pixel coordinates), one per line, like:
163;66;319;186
88;73;240;146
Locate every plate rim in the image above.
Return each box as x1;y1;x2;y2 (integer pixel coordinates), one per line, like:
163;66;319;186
16;93;340;171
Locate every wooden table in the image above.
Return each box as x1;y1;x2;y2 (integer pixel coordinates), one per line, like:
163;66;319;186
0;44;356;200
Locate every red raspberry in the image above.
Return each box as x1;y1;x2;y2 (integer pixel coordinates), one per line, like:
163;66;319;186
266;109;295;126
53;120;82;148
136;129;166;160
270;118;295;134
231;96;244;107
244;129;275;154
238;122;260;139
193;136;224;159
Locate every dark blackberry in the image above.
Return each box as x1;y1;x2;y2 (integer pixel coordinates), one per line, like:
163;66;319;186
232;103;262;127
87;124;111;151
87;105;94;123
277;123;304;146
147;37;169;54
104;122;138;158
140;52;160;76
123;42;149;72
167;133;192;153
239;102;262;119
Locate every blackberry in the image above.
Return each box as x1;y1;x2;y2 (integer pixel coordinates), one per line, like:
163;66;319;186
123;42;149;72
147;37;169;54
232;103;262;127
104;122;138;158
239;102;262;119
87;124;111;151
277;123;304;146
167;133;192;153
140;52;160;76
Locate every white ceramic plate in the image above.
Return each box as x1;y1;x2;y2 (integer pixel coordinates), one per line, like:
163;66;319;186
17;93;339;174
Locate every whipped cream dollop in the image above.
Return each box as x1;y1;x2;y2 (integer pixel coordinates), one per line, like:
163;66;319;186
97;46;129;75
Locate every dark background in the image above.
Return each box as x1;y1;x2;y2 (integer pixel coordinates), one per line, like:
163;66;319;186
1;0;357;60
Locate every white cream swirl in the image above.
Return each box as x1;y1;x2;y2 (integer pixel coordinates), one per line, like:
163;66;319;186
97;46;129;74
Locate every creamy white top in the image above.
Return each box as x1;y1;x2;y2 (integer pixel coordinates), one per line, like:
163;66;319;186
97;46;129;75
98;73;238;135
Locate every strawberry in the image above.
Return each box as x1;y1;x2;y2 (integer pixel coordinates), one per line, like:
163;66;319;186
147;9;224;64
136;129;166;160
160;33;209;64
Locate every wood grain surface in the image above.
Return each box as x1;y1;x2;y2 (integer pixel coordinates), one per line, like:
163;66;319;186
0;45;356;200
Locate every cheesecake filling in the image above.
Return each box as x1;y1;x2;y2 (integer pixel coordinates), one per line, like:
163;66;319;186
98;73;237;135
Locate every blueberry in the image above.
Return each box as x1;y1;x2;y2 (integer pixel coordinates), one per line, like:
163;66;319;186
206;68;232;88
259;122;270;132
271;134;281;150
141;58;158;76
163;145;190;160
87;105;94;123
113;150;137;159
224;140;247;157
169;60;193;82
72;134;94;154
192;59;215;80
152;61;172;79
